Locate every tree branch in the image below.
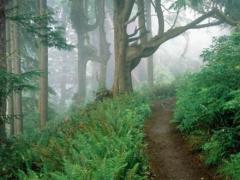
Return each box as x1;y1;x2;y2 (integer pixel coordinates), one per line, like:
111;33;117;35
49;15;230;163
127;26;141;38
125;11;140;26
127;9;239;62
123;0;136;21
192;20;223;29
154;0;164;35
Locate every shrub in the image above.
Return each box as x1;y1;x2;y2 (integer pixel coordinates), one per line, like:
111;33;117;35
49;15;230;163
0;94;151;179
220;153;240;180
174;29;240;178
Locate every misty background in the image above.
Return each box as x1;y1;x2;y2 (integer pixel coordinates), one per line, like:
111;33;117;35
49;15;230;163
48;1;229;112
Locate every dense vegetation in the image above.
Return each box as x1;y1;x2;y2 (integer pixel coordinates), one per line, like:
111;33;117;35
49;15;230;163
0;94;151;179
174;29;240;179
1;0;240;179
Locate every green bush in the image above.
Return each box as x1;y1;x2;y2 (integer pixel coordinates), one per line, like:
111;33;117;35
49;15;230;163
220;153;240;180
202;129;237;165
174;29;240;177
0;94;151;179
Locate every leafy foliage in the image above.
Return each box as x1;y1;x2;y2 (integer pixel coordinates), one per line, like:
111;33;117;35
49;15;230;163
220;153;240;179
172;0;240;20
7;3;73;50
0;70;40;98
0;94;151;179
174;29;240;178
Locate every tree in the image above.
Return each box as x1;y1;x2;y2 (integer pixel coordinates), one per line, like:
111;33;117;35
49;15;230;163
0;0;6;141
12;0;23;135
37;0;48;129
146;0;154;87
112;0;239;95
70;0;99;102
98;0;111;90
5;0;14;135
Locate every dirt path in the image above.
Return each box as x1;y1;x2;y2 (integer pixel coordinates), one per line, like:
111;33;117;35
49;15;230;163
145;99;219;180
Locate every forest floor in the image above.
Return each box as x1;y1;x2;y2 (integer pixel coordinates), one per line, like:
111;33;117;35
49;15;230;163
144;99;220;180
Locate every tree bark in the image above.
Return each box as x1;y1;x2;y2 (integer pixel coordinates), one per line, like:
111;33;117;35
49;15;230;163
0;0;6;141
98;0;110;90
6;5;14;135
77;33;87;102
112;1;134;95
99;62;107;90
38;0;48;129
12;0;23;135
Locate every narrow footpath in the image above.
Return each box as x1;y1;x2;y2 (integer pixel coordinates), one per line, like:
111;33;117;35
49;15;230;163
144;99;220;180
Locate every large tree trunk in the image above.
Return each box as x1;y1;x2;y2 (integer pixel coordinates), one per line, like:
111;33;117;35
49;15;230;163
112;2;133;95
38;0;48;129
0;0;6;141
77;34;87;102
12;0;23;135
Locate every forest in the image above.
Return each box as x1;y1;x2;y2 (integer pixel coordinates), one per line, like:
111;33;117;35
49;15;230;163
0;0;240;179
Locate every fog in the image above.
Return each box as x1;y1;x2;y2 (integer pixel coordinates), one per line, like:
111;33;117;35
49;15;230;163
47;1;230;111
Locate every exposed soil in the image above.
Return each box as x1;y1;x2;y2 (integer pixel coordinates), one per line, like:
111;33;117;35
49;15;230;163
144;99;220;180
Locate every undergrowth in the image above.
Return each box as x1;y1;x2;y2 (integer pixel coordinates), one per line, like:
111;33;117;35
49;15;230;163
0;94;151;179
174;29;240;179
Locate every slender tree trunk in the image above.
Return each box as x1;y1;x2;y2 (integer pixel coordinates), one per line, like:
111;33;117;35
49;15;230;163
0;0;6;141
6;4;14;135
112;2;133;95
77;33;87;102
38;0;48;129
12;0;23;135
99;0;110;90
59;54;67;109
146;0;154;87
99;62;107;90
59;13;67;110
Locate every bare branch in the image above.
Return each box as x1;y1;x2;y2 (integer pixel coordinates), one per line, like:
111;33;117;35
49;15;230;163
128;30;149;43
125;11;140;26
154;0;164;35
137;0;148;43
170;9;180;29
127;26;145;38
123;0;136;21
127;8;238;62
192;20;223;29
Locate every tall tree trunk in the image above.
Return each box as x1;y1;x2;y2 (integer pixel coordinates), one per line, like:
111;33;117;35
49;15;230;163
6;14;14;135
0;0;6;141
12;0;23;135
70;0;100;102
59;12;67;110
146;0;154;87
99;0;110;90
112;2;133;95
38;0;48;129
77;33;87;102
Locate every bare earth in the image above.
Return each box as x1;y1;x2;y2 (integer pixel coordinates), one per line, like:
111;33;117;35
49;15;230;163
144;99;220;180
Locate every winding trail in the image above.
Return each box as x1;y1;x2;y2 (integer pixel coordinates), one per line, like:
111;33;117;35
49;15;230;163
144;99;220;180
